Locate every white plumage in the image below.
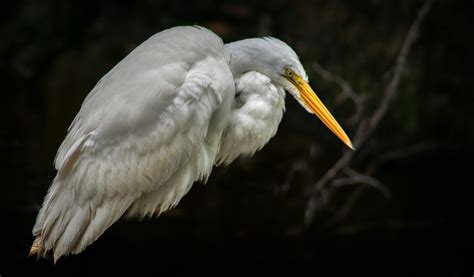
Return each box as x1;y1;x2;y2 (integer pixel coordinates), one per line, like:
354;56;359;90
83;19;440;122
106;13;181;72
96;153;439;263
217;71;285;164
31;26;353;262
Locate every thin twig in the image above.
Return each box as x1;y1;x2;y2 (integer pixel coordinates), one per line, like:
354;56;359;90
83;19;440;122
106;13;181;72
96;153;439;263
279;159;309;193
366;141;438;175
304;0;434;227
312;61;360;104
326;185;366;227
307;119;367;196
312;62;365;125
359;0;433;145
335;168;391;199
323;168;390;227
366;0;433;136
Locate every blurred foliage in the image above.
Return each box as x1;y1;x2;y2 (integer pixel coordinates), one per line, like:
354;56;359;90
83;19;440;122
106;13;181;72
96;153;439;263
1;0;473;275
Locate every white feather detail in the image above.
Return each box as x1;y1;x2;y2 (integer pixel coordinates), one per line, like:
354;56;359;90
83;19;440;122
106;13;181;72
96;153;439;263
30;24;313;261
31;26;234;261
216;71;286;165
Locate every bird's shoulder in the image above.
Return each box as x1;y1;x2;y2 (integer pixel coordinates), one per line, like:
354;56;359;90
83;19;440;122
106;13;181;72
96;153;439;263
133;26;227;65
54;26;234;170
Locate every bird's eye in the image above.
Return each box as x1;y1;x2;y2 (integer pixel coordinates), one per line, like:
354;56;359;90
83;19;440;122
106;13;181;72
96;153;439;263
286;69;294;78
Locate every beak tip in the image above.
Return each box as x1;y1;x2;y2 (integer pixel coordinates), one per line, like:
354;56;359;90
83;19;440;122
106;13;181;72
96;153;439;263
346;141;355;151
296;79;356;152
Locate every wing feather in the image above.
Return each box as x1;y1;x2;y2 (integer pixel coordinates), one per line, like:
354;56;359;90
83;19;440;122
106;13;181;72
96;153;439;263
31;26;234;261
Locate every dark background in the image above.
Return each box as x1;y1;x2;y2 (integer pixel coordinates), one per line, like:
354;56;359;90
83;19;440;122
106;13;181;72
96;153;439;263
1;0;473;276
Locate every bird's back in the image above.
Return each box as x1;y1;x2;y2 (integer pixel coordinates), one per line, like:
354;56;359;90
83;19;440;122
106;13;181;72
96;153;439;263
57;26;228;164
31;26;235;261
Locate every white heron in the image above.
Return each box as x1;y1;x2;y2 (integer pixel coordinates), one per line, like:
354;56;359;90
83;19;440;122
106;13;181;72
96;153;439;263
30;26;353;261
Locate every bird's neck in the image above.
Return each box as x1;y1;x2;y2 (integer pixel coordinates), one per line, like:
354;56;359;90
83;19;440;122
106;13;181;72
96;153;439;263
216;71;286;165
224;40;278;82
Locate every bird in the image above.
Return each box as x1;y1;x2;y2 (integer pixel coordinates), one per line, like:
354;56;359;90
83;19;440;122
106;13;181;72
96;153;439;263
30;25;353;262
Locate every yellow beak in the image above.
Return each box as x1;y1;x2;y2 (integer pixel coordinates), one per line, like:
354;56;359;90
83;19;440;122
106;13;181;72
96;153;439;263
288;74;354;150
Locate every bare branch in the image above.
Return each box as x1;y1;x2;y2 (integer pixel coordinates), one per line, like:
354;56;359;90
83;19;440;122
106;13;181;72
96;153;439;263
307;120;367;195
278;159;309;193
320;168;390;227
311;61;365;125
325;185;366;227
335;168;391;199
366;141;438;175
312;61;360;104
304;0;434;227
367;0;433;134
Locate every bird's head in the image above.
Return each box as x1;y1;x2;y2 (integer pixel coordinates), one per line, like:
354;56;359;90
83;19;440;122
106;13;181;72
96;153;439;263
226;37;354;149
280;63;354;150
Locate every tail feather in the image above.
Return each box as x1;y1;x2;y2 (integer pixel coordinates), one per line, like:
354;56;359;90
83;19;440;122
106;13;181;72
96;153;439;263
52;207;91;261
29;236;45;257
30;177;133;262
73;200;128;254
